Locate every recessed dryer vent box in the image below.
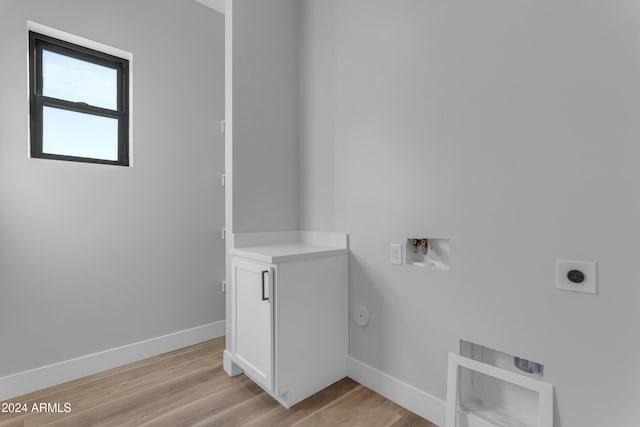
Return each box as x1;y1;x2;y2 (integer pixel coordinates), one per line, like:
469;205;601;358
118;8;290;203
451;340;551;427
405;238;450;270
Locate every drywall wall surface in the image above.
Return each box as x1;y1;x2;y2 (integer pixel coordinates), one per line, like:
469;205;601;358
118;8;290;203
299;1;640;426
230;0;299;233
193;0;225;15
298;0;335;231
0;0;225;376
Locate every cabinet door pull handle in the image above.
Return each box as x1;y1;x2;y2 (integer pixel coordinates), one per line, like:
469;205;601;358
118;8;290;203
261;270;269;301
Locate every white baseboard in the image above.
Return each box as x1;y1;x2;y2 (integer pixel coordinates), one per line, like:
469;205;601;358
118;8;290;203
0;321;225;401
347;356;446;427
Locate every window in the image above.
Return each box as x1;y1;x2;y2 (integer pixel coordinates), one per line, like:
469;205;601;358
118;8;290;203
29;31;130;166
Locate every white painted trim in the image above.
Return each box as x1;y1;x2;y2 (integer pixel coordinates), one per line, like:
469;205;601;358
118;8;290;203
347;356;446;427
223;349;243;376
27;21;132;60
0;321;225;401
224;0;233;345
346;355;504;427
193;0;225;14
25;21;135;166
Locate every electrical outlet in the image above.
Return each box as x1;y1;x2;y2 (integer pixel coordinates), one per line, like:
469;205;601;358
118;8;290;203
556;260;597;294
390;244;402;265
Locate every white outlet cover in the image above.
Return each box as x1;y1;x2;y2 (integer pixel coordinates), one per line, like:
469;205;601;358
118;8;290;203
556;260;597;295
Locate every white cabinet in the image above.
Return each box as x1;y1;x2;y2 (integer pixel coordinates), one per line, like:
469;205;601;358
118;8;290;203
231;259;274;391
225;238;348;408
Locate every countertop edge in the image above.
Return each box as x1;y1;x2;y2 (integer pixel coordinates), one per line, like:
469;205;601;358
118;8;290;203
230;247;348;264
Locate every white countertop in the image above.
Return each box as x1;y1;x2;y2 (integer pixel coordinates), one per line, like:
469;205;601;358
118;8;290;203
230;243;348;264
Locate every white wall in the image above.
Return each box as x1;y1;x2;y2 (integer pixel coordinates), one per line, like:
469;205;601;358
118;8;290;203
299;1;640;426
230;0;299;234
0;0;225;379
298;0;335;231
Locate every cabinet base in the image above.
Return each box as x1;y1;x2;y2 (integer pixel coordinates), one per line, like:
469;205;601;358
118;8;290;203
223;349;244;376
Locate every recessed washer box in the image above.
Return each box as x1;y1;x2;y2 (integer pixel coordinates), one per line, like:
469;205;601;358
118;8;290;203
405;238;451;270
556;260;597;295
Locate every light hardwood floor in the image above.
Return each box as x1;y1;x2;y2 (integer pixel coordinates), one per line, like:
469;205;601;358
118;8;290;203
0;338;438;427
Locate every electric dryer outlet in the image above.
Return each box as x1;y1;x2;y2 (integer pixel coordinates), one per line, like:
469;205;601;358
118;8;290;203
556;260;597;295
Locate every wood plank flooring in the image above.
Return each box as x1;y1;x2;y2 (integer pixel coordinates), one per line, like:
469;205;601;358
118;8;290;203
0;338;438;427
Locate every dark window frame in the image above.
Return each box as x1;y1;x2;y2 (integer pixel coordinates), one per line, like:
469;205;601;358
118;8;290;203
29;31;130;166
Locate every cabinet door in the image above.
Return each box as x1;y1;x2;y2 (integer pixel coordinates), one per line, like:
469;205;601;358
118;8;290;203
231;258;274;391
